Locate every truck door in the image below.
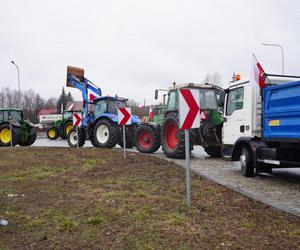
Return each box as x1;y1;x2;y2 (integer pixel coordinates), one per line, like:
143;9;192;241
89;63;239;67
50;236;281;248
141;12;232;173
223;86;245;145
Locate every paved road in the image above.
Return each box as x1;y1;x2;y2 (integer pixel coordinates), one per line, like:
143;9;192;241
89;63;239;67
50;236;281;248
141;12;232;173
33;137;300;217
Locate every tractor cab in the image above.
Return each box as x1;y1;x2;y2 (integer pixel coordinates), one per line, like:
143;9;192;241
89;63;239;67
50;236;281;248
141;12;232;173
0;108;23;123
165;83;223;113
93;96;127;116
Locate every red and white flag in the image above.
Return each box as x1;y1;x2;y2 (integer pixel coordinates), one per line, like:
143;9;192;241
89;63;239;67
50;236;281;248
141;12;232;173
148;106;154;121
88;89;100;102
67;103;74;111
252;54;268;88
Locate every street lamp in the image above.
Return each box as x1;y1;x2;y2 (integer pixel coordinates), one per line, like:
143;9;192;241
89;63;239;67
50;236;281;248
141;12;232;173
11;61;21;107
262;43;285;75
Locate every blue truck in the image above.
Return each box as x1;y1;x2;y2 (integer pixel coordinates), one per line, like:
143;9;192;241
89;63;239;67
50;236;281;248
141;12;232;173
222;73;300;177
65;66;140;148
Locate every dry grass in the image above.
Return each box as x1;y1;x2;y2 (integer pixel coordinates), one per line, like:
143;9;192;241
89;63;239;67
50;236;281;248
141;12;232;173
0;147;299;249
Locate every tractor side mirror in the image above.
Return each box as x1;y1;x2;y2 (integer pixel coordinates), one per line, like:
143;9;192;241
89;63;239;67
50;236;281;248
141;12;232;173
154;89;158;100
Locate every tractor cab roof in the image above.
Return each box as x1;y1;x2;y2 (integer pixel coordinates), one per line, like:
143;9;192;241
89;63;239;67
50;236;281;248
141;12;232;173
0;108;22;112
169;82;223;91
93;95;128;103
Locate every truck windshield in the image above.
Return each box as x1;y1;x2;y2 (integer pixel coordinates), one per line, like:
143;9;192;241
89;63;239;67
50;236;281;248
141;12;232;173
10;111;22;121
63;112;72;119
199;89;218;109
108;101;126;114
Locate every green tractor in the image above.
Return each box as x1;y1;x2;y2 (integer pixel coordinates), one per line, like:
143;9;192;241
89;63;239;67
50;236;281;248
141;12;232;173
46;110;79;140
133;83;224;158
0;108;37;147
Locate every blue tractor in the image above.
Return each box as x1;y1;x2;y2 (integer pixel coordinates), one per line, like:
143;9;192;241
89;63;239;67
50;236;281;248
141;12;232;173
65;66;140;148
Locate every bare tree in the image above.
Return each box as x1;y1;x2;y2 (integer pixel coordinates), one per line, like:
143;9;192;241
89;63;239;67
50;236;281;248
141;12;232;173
203;71;222;86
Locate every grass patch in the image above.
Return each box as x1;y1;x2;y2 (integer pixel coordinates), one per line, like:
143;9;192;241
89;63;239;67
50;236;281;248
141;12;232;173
0;147;299;249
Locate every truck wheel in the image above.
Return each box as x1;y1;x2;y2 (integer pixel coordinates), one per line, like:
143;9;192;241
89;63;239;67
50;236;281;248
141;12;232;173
204;145;221;157
67;127;85;147
161;112;190;159
47;127;59;140
61;121;73;139
240;147;255;177
91;119;119;148
0;124;19;146
18;128;37;146
134;124;160;153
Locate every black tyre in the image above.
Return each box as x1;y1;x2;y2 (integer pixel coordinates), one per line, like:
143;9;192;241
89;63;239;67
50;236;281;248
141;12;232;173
119;125;136;148
134;124;160;153
161;112;191;159
47;127;59;140
0;123;19;146
91;119;119;148
204;145;221;157
67;127;86;147
18;128;37;146
240;147;255;177
61;120;73;139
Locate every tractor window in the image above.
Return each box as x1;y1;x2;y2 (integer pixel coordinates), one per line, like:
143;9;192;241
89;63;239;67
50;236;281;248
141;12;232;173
108;101;126;114
0;111;3;121
10;111;22;121
167;90;177;111
63;112;72;120
226;87;244;116
94;101;107;116
199;89;218;109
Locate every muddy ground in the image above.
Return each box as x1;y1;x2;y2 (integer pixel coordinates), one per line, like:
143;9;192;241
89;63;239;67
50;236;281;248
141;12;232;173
0;147;299;249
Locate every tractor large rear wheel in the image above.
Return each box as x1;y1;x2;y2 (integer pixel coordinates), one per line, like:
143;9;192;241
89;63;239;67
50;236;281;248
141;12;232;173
0;123;19;146
134;124;160;153
91;119;119;148
67;127;86;147
161;112;190;159
119;125;136;148
18;128;37;146
61;121;73;139
47;127;59;140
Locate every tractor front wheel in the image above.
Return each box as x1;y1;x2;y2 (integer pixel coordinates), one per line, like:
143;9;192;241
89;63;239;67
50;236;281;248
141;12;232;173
18;128;37;146
47;127;59;140
67;127;86;147
91;119;119;148
161;113;190;159
134;124;160;153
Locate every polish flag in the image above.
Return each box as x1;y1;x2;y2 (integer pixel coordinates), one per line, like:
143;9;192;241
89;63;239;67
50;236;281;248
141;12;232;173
88;89;100;102
67;103;74;111
149;106;154;121
252;54;267;88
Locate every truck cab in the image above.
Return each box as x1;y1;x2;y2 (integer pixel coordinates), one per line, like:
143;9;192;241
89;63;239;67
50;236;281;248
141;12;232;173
222;75;300;177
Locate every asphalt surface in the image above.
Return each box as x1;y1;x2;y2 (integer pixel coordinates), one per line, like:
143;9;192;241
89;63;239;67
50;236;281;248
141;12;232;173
33;137;300;217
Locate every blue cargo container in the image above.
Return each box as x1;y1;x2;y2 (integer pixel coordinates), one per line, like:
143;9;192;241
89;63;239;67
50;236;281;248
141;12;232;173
263;80;300;140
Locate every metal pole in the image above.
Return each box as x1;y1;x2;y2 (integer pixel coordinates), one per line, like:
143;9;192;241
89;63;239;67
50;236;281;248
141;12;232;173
123;125;126;159
9;118;13;147
261;43;285;75
185;129;191;206
11;61;21;107
76;126;79;149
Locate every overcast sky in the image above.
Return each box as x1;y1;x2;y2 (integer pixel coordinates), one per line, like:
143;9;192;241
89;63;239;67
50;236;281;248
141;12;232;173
1;0;300;105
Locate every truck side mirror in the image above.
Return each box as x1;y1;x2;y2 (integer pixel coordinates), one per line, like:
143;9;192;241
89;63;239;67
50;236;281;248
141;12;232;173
154;89;158;100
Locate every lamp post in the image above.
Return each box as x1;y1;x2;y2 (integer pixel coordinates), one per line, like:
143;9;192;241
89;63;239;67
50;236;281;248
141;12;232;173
262;43;285;75
11;61;21;107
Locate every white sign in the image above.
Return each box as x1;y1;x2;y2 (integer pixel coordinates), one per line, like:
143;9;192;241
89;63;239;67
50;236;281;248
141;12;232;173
118;107;132;125
179;89;200;129
73;113;82;127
